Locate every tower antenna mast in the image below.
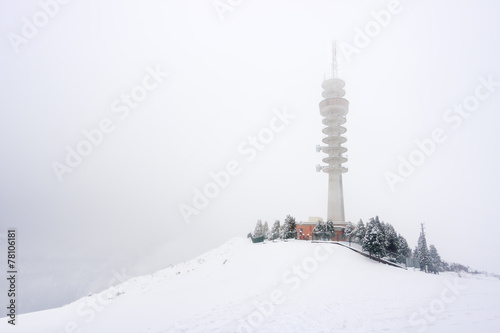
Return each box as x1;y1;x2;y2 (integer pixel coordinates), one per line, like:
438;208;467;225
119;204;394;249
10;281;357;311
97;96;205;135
331;40;338;79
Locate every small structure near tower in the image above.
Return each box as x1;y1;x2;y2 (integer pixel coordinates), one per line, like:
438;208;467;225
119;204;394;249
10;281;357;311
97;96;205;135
296;217;323;240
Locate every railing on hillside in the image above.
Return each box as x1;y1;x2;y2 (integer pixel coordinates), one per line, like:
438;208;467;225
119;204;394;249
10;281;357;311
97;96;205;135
311;238;409;270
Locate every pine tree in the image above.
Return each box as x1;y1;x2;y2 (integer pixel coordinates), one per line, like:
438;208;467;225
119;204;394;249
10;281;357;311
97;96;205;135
396;234;411;263
429;244;442;274
271;220;280;241
326;220;335;240
253;220;264;237
413;246;418;259
362;218;386;259
280;220;286;240
354;219;366;243
263;221;269;240
287;215;297;238
344;222;355;246
281;215;297;240
441;260;450;272
382;223;399;258
449;262;468;273
417;223;430;272
313;220;325;240
313;221;325;238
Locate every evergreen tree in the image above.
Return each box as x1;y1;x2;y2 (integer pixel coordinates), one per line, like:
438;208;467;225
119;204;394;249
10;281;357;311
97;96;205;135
280;215;297;240
271;220;280;241
253;220;264;237
449;262;469;273
313;221;326;239
396;234;411;263
417;223;430;272
382;223;399;258
263;221;269;240
362;218;386;259
354;219;366;243
441;260;450;272
429;244;442;273
344;222;355;245
413;246;419;259
287;215;297;238
326;220;335;240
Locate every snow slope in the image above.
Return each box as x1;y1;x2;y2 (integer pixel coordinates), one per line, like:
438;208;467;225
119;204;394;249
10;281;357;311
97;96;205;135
3;238;500;332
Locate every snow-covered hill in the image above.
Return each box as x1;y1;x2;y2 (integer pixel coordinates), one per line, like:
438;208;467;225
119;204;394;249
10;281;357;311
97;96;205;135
4;238;500;332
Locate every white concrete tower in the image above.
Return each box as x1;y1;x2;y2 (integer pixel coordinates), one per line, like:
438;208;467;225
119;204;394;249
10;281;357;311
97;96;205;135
316;43;349;227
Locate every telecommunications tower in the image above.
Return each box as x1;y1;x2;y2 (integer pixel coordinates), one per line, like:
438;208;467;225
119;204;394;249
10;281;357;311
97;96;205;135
316;42;349;227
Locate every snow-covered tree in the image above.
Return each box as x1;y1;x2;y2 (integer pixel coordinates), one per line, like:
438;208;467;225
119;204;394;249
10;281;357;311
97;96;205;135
449;262;468;273
326;220;335;240
413;246;418;259
417;223;430;272
271;220;280;241
253;220;264;237
263;221;269;240
344;222;355;245
353;219;366;243
344;222;354;237
313;220;331;240
441;260;450;272
313;220;325;238
396;234;411;263
429;244;442;273
382;223;399;255
362;218;386;259
280;215;297;240
287;215;297;237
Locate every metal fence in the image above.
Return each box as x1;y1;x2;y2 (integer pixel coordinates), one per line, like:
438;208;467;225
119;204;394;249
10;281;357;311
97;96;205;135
405;257;420;269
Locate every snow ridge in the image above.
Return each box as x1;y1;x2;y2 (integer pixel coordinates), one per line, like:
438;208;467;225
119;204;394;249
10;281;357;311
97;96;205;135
4;238;500;333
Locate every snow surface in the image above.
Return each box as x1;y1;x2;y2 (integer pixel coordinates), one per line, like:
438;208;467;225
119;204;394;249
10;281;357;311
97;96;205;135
3;238;500;332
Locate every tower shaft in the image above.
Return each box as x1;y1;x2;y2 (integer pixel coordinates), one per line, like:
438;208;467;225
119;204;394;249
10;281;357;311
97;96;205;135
319;78;349;226
327;171;345;222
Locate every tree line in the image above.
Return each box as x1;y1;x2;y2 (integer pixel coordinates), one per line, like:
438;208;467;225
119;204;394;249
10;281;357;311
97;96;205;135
344;216;412;264
251;216;481;275
252;215;297;241
413;223;474;274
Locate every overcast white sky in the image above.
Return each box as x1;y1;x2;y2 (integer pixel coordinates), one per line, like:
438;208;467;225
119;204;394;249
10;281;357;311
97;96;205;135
1;0;500;314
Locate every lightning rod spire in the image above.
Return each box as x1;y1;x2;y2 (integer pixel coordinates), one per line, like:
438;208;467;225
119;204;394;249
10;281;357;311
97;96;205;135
331;40;338;79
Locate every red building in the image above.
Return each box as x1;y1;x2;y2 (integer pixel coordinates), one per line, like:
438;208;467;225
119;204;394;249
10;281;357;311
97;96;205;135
296;217;348;241
296;217;321;240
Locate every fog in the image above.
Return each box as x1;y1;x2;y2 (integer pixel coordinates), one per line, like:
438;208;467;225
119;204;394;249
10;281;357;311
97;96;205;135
1;0;500;314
